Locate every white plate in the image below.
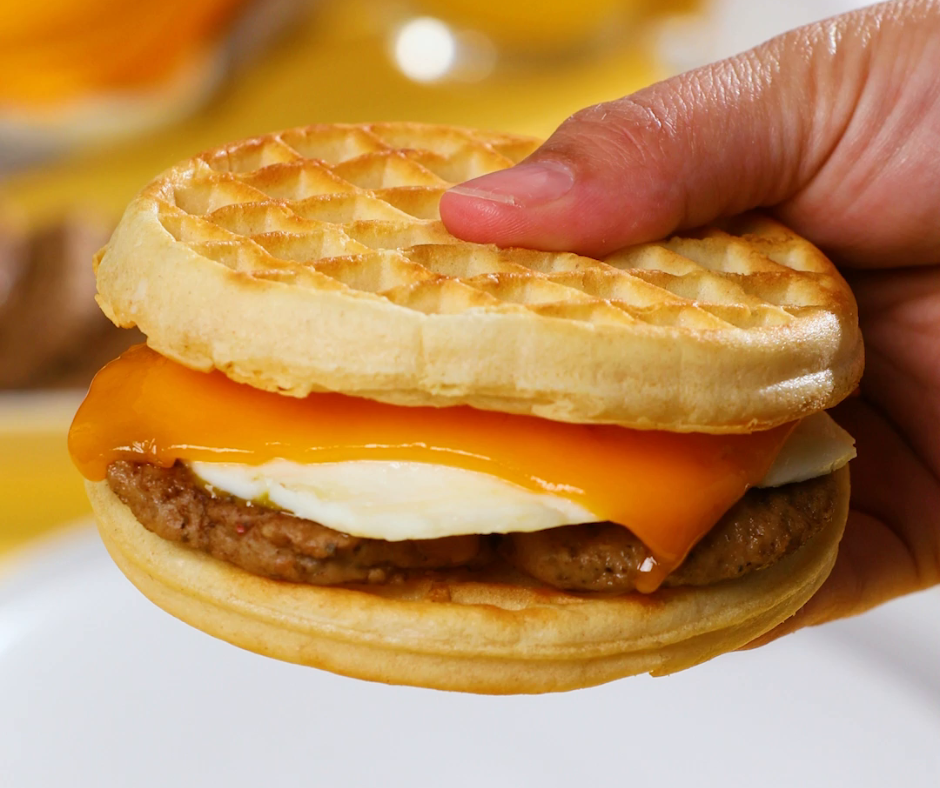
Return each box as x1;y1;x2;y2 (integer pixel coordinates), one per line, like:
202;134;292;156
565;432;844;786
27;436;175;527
2;528;939;788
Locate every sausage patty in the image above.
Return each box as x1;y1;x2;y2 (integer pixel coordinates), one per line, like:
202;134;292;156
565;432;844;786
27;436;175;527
502;472;838;592
106;460;838;592
106;461;484;585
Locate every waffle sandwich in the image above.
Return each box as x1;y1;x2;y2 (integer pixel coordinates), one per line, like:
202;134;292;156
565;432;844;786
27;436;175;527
68;123;864;693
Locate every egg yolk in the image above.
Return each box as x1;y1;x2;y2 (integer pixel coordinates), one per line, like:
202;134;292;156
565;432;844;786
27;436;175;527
69;345;794;592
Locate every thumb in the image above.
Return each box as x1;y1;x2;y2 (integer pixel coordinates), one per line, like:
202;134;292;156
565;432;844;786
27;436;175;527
440;8;877;257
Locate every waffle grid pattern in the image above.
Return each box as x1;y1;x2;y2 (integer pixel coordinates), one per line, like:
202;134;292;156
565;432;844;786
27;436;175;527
152;123;840;332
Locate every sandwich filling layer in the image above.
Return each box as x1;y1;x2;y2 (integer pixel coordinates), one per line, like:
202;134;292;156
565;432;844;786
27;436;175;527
69;346;853;592
105;460;840;593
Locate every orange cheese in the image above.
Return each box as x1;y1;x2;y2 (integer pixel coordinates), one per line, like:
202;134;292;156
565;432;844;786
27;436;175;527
69;345;794;591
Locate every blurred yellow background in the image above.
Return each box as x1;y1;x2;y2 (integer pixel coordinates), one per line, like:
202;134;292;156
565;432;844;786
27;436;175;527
0;0;678;557
0;396;87;555
1;0;666;226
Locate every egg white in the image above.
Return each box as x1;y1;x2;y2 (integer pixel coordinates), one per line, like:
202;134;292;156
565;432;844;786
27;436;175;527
190;411;855;542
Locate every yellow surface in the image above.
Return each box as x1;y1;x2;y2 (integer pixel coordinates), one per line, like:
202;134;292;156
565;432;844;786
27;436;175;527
0;395;92;556
0;0;660;557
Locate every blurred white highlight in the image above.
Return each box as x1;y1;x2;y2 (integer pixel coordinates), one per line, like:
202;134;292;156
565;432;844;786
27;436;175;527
393;17;457;83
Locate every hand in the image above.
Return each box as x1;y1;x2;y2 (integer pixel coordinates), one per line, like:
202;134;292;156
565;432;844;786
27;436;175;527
440;0;940;639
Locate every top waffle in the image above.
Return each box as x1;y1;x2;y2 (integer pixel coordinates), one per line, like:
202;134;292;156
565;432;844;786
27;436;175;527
94;123;863;432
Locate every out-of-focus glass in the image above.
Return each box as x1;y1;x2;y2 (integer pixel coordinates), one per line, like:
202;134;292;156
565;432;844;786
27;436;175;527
0;0;248;105
0;0;304;173
387;0;702;87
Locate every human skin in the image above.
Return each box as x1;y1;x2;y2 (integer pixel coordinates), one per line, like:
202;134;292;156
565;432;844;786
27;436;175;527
440;0;940;641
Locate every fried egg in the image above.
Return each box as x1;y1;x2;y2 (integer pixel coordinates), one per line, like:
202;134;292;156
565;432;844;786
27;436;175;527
190;412;855;542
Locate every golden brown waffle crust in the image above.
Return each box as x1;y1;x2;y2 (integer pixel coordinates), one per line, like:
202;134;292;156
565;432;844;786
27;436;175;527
88;466;849;694
94;123;863;431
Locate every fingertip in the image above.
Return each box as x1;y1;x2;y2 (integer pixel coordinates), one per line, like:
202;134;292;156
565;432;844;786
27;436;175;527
438;189;531;247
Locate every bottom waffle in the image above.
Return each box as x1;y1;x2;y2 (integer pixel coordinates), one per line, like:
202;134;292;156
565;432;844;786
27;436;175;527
88;467;849;694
